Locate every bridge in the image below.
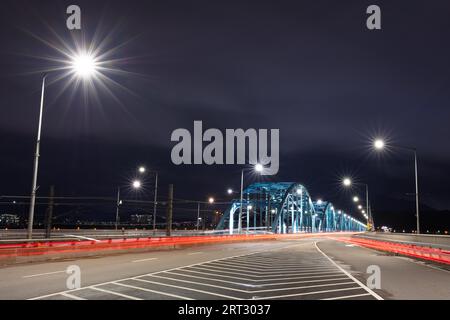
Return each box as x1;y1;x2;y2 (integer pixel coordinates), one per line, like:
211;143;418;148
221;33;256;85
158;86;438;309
217;182;366;234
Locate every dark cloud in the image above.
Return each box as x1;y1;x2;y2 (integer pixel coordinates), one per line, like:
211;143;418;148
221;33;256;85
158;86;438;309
0;0;449;228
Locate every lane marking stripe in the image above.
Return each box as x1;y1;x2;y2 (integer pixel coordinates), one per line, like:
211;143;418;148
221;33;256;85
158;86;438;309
132;258;158;263
90;286;143;300
23;271;65;278
314;241;384;300
113;282;193;300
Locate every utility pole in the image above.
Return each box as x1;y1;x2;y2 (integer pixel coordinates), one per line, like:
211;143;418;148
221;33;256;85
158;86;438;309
166;184;173;237
152;173;158;234
196;202;201;231
45;185;55;239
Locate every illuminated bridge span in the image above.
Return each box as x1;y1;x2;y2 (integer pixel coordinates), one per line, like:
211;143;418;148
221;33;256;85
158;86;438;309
217;182;366;235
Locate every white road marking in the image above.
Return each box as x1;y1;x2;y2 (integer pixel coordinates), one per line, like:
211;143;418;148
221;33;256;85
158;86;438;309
314;241;384;300
60;292;87;300
254;286;363;300
179;268;343;282
91;286;143;300
23;270;66;278
132;278;241;300
165;270;350;287
28;243;302;300
148;274;356;294
322;293;372;300
132;258;158;263
187;265;340;277
187;252;204;256
113;282;193;300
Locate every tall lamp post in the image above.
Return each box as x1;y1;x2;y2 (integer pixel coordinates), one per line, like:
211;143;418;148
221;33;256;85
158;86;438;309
374;139;420;234
27;53;98;239
138;166;159;233
115;179;142;230
238;164;264;234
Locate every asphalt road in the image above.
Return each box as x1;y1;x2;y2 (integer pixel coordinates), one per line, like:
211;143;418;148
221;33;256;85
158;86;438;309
0;237;449;300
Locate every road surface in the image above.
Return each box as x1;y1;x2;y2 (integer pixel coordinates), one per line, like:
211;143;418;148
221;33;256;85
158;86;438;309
0;236;449;300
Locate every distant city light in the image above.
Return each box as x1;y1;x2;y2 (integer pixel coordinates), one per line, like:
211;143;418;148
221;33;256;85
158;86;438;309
317;199;323;205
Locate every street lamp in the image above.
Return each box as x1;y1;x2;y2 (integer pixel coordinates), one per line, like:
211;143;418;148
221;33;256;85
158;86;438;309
343;178;352;187
342;177;372;231
237;164;264;234
27;52;98;239
373;138;421;234
138;166;146;174
227;189;234;195
115;179;142;230
353;196;359;203
137;166;159;233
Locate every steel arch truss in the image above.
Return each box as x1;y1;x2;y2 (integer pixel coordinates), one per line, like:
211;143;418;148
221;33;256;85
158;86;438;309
217;182;366;234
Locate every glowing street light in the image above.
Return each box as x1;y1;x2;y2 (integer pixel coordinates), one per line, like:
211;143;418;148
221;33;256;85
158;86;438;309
317;199;323;205
115;179;143;230
255;163;264;173
237;164;266;234
353;196;359;203
358;205;363;210
138;166;146;174
373;138;421;234
227;189;234;195
27;52;99;239
374;139;385;150
208;197;215;204
71;53;98;78
132;180;142;189
343;178;352;187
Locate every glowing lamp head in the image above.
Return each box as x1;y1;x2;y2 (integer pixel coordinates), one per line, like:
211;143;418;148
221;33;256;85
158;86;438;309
72;53;97;78
227;189;233;195
208;197;215;204
374;139;385;150
358;205;363;210
343;178;352;187
138;166;146;174
132;180;142;189
353;196;359;203
317;199;323;205
255;164;264;173
247;205;253;210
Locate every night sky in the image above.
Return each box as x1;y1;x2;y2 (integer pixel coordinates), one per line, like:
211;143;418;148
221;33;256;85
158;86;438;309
1;0;450;230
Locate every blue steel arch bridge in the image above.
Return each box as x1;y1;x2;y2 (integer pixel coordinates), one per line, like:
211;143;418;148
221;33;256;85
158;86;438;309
216;182;366;235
